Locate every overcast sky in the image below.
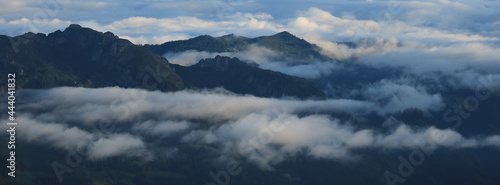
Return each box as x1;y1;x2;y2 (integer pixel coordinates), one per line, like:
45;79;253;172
1;0;499;44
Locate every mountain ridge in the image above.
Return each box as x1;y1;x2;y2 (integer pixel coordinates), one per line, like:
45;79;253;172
0;24;191;92
144;31;330;62
173;55;326;99
0;24;325;99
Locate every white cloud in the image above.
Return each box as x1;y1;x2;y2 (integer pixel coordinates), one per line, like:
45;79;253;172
1;87;499;170
10;116;94;151
287;7;382;39
184;112;500;169
88;134;146;160
133;120;191;136
1;1;500;173
63;1;109;11
122;34;190;45
18;87;376;124
385;23;498;42
360;42;500;76
0;18;71;35
0;115;147;160
108;16;227;34
162;44;283;66
361;80;445;114
306;36;399;60
259;61;339;79
163;50;226;66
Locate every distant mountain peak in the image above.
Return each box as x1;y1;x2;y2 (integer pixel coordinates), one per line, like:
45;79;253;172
276;31;293;36
61;24;117;39
271;31;299;39
219;33;246;38
0;24;191;92
219;33;237;39
195;55;235;72
144;30;330;62
193;35;215;39
67;24;83;30
269;31;301;40
103;31;118;39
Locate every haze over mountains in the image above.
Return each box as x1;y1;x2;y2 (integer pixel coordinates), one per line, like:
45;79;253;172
0;24;500;185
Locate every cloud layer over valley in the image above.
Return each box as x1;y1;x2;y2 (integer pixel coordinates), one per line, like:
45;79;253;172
2;87;499;169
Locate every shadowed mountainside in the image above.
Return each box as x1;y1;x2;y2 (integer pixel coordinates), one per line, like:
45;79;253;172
0;24;190;92
173;55;326;99
0;24;325;99
144;31;329;62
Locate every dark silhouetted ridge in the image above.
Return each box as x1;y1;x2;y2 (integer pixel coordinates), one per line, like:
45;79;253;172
0;24;190;91
172;55;326;99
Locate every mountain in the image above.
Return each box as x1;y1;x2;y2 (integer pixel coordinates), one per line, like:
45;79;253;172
0;25;325;99
0;24;190;92
252;31;326;60
146;34;236;53
144;31;329;62
172;55;326;99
